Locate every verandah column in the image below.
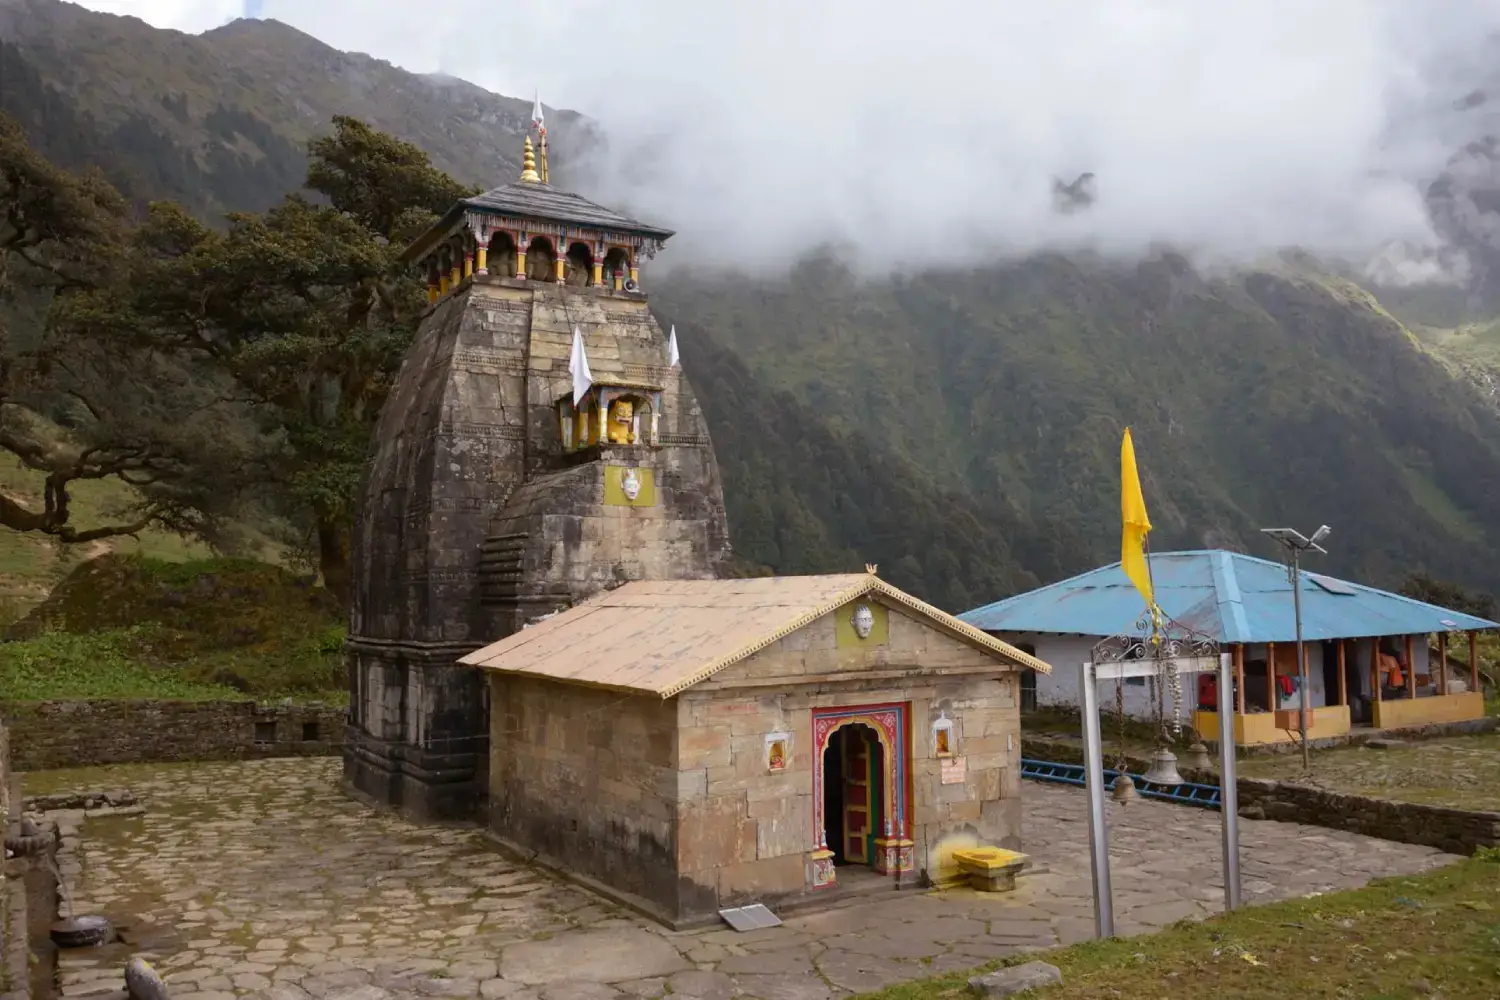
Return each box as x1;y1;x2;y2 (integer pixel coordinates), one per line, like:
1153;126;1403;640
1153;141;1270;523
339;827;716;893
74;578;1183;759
1265;642;1276;712
1405;635;1416;699
1234;643;1245;714
1337;640;1347;707
1372;637;1383;707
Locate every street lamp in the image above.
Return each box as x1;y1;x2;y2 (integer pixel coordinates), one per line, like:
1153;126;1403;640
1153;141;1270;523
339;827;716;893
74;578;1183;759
1259;525;1330;773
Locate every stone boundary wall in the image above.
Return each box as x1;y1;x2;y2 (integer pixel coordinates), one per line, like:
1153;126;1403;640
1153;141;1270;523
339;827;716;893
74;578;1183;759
0;700;347;772
1022;736;1500;856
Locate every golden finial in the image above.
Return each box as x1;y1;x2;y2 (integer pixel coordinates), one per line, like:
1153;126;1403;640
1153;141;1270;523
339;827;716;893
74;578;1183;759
519;136;541;184
865;563;879;575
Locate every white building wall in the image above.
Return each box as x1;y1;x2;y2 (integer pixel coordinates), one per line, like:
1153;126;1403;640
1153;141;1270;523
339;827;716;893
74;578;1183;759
1004;631;1435;721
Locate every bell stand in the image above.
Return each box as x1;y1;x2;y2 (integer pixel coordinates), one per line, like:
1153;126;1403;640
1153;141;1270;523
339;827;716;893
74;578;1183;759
1079;652;1242;939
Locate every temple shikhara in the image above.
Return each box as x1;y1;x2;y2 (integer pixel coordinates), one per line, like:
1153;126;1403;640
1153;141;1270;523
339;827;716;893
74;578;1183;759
344;118;1043;923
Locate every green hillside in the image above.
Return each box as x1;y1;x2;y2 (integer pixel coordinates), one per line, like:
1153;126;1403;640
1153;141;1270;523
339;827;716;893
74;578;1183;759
6;0;1500;610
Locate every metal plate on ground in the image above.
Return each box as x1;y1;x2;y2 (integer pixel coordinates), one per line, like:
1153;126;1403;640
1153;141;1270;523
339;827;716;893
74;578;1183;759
719;903;781;931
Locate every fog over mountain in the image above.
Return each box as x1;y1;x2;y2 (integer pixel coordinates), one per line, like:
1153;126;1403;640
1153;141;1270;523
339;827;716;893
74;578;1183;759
76;0;1500;276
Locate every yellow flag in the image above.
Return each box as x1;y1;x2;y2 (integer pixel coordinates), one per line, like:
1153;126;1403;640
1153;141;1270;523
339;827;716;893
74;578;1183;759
1120;427;1155;612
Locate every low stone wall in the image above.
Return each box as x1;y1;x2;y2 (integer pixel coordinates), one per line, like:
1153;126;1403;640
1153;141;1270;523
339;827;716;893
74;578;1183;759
1237;781;1500;856
1;700;347;772
1021;736;1500;855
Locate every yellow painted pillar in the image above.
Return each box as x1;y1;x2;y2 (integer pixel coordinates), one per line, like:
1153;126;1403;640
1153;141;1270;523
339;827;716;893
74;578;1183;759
449;264;461;287
628;265;640;287
591;261;603;286
463;254;473;279
516;251;528;279
476;246;488;275
438;273;449;294
554;256;566;283
427;284;438;304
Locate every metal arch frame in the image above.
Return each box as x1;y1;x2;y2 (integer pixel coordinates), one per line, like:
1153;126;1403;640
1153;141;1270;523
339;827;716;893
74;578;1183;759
1082;613;1241;939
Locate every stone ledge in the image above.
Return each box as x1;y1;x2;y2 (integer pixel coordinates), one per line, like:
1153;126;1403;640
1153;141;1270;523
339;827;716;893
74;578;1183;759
1021;736;1500;855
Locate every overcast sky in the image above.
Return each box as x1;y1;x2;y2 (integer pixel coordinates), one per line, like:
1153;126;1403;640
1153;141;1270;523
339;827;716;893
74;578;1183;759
73;1;1500;274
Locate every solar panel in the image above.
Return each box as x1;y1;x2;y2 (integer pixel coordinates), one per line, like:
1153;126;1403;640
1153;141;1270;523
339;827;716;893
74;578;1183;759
1307;573;1356;596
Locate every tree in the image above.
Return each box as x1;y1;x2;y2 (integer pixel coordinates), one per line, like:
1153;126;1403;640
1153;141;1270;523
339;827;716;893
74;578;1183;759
124;119;475;602
306;115;475;241
0;113;258;545
1399;571;1497;620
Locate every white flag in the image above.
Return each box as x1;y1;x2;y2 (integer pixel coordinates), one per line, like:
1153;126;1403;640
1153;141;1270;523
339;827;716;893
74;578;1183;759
667;325;681;369
570;327;593;402
531;91;545;134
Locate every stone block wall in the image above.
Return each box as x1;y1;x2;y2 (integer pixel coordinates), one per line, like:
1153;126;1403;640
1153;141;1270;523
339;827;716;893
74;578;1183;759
677;598;1024;920
2;700;346;771
486;674;679;912
1020;736;1500;855
1236;781;1500;855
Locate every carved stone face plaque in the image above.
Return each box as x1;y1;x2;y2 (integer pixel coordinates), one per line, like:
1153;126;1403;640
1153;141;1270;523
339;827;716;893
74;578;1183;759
622;467;642;501
852;604;874;640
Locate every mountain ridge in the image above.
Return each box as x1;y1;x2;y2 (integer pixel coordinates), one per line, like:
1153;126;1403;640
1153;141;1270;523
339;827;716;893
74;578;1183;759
9;0;1500;608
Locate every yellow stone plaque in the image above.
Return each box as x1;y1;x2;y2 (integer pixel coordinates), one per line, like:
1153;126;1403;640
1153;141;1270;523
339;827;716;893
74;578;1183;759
834;599;888;648
603;465;656;507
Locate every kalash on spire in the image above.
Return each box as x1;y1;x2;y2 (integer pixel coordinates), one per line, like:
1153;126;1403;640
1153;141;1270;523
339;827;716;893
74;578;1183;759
343;87;731;820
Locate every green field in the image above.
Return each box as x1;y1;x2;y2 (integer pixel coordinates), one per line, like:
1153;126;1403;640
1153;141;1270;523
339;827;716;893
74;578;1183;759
855;853;1500;1000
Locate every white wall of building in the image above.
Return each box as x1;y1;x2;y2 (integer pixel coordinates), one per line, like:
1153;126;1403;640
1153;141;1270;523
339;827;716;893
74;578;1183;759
1003;631;1435;722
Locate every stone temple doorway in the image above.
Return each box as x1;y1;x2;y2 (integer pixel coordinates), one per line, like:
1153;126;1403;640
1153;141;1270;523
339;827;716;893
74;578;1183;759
822;724;884;866
810;703;914;888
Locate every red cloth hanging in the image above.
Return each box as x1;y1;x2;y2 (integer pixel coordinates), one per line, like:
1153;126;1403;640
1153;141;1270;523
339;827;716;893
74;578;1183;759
1198;673;1217;710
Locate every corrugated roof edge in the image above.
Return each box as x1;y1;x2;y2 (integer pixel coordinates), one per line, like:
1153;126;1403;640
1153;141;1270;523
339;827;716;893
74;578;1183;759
656;576;1052;698
957;549;1500;638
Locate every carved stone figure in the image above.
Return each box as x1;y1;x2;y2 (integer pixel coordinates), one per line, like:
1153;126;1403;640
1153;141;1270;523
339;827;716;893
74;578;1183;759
607;398;635;444
621;467;642;501
852;604;875;639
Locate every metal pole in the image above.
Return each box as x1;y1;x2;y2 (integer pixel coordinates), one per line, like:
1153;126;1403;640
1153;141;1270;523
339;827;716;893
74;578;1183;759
1217;651;1242;912
1080;660;1114;939
1293;546;1309;772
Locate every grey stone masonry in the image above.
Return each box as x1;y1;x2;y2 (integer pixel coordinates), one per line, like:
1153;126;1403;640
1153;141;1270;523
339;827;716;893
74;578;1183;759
346;270;730;822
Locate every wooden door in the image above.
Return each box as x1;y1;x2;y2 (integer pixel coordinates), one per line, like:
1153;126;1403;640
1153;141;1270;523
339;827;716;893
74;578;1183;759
841;728;875;864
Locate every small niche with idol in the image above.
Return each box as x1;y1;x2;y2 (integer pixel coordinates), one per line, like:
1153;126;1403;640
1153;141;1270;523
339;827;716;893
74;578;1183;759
559;381;664;453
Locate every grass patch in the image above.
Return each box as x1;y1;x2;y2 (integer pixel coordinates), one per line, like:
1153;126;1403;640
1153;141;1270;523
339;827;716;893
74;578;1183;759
855;853;1500;999
0;454;286;619
1;554;345;701
1238;734;1500;812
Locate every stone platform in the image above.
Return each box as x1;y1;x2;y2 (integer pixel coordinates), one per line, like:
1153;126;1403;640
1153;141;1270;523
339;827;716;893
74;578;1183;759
29;757;1455;1000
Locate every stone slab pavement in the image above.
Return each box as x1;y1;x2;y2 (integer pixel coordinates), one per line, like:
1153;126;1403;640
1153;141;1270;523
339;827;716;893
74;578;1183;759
31;757;1456;1000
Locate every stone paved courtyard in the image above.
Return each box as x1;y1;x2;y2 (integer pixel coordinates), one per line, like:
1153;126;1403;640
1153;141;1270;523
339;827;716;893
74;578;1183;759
30;757;1459;1000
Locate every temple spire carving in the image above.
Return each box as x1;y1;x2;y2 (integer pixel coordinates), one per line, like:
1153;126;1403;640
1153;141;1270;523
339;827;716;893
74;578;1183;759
519;136;541;185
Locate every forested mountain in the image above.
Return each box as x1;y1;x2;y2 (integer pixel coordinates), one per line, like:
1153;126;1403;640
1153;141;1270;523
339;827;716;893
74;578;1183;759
7;0;1500;609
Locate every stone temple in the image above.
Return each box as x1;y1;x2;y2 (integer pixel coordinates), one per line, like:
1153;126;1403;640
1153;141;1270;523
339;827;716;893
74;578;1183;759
344;137;732;820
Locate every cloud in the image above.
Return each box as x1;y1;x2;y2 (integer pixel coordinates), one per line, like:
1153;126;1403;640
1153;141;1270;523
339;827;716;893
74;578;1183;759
74;1;1500;276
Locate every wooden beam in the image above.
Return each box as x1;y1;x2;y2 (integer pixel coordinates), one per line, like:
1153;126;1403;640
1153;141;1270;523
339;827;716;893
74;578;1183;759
1405;634;1416;699
1234;643;1245;714
1437;632;1448;696
1373;637;1382;704
1470;631;1480;695
1337;639;1347;707
1266;641;1276;711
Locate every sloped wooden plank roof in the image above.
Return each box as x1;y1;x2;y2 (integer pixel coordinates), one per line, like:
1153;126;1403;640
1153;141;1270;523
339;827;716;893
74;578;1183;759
460;573;1051;697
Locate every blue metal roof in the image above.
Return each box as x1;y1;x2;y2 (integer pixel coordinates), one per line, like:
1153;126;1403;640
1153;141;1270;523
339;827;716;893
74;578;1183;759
958;550;1499;643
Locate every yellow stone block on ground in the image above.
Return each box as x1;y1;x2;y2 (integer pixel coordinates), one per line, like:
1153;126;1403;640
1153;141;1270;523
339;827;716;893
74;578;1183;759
953;847;1028;892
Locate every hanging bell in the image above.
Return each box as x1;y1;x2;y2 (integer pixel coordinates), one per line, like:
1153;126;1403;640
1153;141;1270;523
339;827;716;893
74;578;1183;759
1182;741;1213;771
1142;747;1185;787
1111;774;1140;804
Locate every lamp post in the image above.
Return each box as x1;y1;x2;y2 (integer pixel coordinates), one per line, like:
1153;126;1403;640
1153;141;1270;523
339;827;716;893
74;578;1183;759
1260;525;1330;773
